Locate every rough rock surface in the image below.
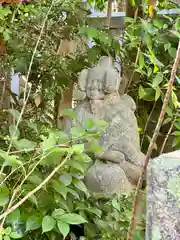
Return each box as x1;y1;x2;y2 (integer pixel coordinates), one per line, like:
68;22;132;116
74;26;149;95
71;56;145;194
146;150;180;240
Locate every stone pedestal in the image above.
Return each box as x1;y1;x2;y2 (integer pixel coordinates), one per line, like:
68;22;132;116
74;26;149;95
146;151;180;240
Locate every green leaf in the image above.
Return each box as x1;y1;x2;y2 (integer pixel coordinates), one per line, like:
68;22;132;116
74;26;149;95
4;236;10;240
59;173;72;186
7;109;20;122
71;127;85;138
2;155;22;168
166;106;173;117
144;33;152;50
153;19;164;29
9;125;20;140
138;85;146;99
155;86;161;101
3;29;10;41
57;221;70;238
72;144;84;153
0;183;9;206
58;213;87;225
73;179;87;194
52;208;65;219
41;133;56;151
175;18;180;31
63;109;78;119
67;188;80;199
139;53;144;70
4;227;11;235
87;140;102;153
95;120;108;128
152;72;163;88
171;91;179;108
10;232;23;239
170;30;180;39
85;119;95;130
69;161;84;174
168;47;177;58
6;209;20;223
42;216;56;233
112;199;121;211
26;215;42;231
58;131;70;144
52;180;67;199
14;139;36;151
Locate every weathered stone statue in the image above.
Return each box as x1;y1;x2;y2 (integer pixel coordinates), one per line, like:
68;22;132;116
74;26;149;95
72;56;145;194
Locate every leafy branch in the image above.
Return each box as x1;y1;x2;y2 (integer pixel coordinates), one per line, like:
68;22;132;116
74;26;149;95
127;39;180;240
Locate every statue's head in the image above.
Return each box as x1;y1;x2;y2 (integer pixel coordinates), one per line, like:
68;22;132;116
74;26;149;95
77;56;121;100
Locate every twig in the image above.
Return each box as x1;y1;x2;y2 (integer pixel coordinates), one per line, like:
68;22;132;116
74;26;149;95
0;1;54;175
0;153;72;221
126;40;180;240
160;116;176;154
0;79;6;109
140;101;156;148
125;45;141;92
23;1;54;103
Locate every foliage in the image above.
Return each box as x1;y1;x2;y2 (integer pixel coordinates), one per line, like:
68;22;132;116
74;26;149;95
123;0;180;154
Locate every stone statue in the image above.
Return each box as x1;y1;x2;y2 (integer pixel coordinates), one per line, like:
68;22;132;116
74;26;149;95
72;56;145;194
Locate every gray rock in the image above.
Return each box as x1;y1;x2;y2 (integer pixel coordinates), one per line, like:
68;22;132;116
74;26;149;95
146;150;180;240
71;56;144;194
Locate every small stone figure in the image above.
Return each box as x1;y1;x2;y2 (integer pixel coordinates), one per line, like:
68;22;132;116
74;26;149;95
72;56;145;194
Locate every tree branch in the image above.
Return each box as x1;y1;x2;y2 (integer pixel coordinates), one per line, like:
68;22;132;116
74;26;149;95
0;153;72;221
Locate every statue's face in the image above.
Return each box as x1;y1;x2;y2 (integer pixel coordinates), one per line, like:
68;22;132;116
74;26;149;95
86;69;105;100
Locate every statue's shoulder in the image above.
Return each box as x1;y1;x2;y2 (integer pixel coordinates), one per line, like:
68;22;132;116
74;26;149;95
120;94;136;111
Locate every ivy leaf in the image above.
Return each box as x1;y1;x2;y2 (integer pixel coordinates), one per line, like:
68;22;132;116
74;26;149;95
152;72;163;88
26;215;42;231
52;180;67;199
57;221;70;238
87;140;102;153
59;173;72;186
58;213;87;225
52;208;65;219
42;216;56;233
63;109;78;119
